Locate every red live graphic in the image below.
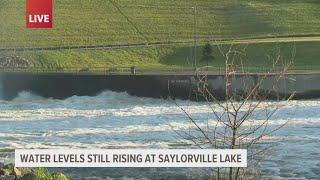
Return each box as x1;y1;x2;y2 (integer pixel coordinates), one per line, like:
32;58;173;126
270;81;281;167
26;0;53;28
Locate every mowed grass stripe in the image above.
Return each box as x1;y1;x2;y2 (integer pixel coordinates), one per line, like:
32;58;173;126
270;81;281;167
1;0;320;48
1;41;319;71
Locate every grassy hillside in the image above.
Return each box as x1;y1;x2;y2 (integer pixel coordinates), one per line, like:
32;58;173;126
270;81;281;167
1;41;319;72
1;0;320;48
0;0;320;71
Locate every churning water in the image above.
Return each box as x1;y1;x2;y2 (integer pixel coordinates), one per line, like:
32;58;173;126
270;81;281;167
0;91;319;179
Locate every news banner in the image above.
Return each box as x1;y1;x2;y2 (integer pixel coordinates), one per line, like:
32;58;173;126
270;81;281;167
15;149;247;168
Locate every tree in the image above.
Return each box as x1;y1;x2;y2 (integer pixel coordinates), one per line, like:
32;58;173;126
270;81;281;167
201;43;215;70
172;42;296;179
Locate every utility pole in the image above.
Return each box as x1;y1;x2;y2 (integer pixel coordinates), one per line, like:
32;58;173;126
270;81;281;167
192;6;197;68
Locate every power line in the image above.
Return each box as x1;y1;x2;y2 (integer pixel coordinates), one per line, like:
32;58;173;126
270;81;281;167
109;0;150;44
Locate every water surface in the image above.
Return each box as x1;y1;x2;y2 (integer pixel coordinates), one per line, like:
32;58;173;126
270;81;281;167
0;91;319;179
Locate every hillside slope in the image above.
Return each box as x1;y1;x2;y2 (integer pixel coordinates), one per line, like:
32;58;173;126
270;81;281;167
1;0;320;48
0;0;319;71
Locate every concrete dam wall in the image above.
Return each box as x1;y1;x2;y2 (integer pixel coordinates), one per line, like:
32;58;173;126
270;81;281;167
0;73;319;100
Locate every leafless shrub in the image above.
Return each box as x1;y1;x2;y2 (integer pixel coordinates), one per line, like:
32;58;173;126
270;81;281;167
172;41;296;180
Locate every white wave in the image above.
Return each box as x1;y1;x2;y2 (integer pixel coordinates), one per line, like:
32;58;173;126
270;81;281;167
263;135;320;142
34;122;194;137
0;108;109;121
0;98;319;122
0;132;34;138
0;91;318;121
3;133;319;150
11;91;48;102
3;140;192;149
1;117;318;140
6;91;320;110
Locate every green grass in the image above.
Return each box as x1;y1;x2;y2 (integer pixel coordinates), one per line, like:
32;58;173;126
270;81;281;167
1;41;319;72
33;168;68;180
0;0;319;72
0;165;68;180
1;0;320;48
